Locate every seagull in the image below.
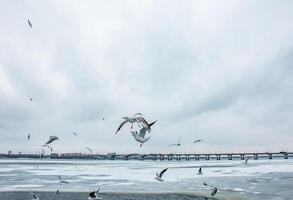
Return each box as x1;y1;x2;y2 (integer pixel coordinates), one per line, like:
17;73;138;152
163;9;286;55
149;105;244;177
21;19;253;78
194;139;203;143
85;147;93;154
131;131;151;147
42;136;59;146
58;175;69;184
72;131;77;136
28;20;32;28
169;137;181;146
88;186;103;200
204;182;218;197
27;134;31;140
130;120;156;147
29;191;39;200
56;190;60;194
44;145;53;152
115;116;139;134
30;97;33;101
197;167;203;175
102;118;105;121
155;168;168;181
244;158;249;164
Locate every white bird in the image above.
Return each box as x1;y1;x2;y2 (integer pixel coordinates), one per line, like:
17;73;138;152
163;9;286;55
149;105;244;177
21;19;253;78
72;131;77;136
204;182;218;196
27;134;31;140
88;186;103;199
42;136;59;146
131;131;151;147
85;147;93;154
197;167;203;175
28;20;32;28
244;158;249;164
130;120;156;147
155;168;168;181
58;175;69;184
194;139;203;143
29;191;39;200
169;137;181;146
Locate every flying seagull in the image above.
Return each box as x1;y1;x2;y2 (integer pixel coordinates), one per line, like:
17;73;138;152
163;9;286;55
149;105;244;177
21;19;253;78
102;117;105;121
42;136;59;146
58;175;69;184
85;147;93;154
197;167;203;175
28;20;32;28
29;191;39;200
194;139;203;143
72;131;77;136
155;168;168;181
169;137;181;147
30;97;33;101
244;158;249;164
115;116;139;134
204;182;218;196
45;145;53;152
88;186;103;200
130;120;156;147
27;134;31;140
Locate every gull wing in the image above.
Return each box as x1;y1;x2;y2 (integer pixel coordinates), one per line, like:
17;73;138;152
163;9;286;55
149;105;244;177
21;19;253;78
159;168;168;178
137;117;150;128
115;120;128;134
89;191;96;198
85;147;93;154
29;191;39;200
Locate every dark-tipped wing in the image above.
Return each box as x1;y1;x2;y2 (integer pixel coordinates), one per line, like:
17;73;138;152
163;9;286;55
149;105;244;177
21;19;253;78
28;20;32;28
29;191;39;200
115;120;127;134
149;120;157;128
159;168;168;178
96;186;101;193
89;191;96;198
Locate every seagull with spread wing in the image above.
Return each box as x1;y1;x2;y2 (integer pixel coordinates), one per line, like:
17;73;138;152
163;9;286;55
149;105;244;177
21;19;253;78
88;186;103;199
155;168;168;181
85;147;93;154
58;175;69;184
169;137;181;147
130;121;157;147
194;139;203;143
204;182;218;196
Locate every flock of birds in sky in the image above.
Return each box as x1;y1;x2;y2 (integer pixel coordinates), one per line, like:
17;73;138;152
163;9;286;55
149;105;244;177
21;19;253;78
22;19;253;200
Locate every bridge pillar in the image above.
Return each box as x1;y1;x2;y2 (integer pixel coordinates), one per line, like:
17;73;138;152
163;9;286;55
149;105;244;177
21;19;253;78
168;154;172;161
268;153;272;159
216;154;221;160
284;153;288;159
254;154;258;160
186;155;190;161
153;154;157;161
160;154;164;160
240;154;245;160
195;155;199;160
228;154;232;160
205;155;210;160
176;155;181;161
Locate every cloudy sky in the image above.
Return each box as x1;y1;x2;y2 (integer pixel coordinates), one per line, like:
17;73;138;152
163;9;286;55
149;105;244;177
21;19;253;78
0;0;293;154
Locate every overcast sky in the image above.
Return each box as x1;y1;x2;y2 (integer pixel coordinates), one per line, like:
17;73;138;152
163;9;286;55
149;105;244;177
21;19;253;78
0;0;293;154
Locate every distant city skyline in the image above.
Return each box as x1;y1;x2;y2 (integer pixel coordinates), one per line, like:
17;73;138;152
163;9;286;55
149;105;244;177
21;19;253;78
0;1;293;154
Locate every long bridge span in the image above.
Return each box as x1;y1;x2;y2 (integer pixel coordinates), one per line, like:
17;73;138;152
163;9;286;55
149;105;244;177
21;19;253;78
1;152;292;161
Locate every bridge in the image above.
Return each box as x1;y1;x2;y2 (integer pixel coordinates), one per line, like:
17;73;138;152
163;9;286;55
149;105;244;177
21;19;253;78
1;152;292;161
